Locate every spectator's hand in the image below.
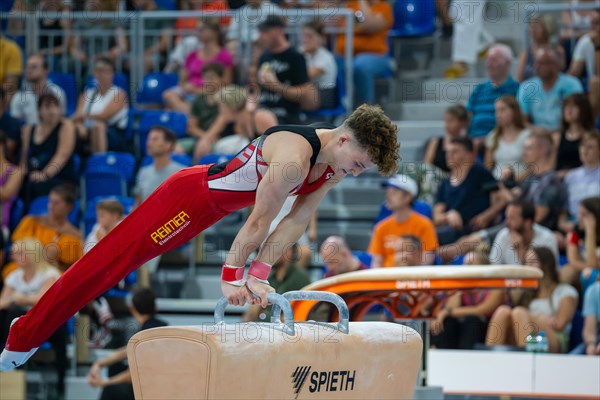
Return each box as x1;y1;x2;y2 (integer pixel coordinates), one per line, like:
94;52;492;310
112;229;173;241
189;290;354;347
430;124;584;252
446;210;463;230
87;373;108;388
470;212;491;230
246;276;275;308
221;281;254;306
258;65;280;87
583;213;596;233
500;167;515;182
431;309;449;335
586;343;600;356
498;182;514;203
183;82;198;94
87;362;101;382
29;171;47;183
509;230;523;250
11;293;27;306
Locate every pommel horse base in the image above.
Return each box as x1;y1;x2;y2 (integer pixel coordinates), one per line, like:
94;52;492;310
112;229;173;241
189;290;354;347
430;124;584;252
127;292;423;399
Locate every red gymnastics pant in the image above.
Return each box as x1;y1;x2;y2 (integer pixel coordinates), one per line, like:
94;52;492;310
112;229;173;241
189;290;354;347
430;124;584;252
5;165;232;352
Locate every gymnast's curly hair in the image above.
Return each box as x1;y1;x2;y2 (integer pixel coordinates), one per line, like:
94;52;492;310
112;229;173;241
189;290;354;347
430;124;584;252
344;104;400;176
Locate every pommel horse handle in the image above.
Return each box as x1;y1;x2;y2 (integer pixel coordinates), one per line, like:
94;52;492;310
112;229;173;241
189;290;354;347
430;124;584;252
214;293;295;335
271;290;350;334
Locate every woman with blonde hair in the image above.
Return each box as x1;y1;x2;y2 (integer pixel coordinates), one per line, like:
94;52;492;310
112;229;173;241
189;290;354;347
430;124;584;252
516;15;557;82
484;95;531;181
0;237;67;395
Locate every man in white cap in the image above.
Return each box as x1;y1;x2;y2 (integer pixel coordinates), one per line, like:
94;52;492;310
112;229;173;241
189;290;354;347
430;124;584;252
368;174;438;268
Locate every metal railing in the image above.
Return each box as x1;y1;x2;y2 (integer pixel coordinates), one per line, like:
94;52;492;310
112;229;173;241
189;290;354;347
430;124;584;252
2;8;355;111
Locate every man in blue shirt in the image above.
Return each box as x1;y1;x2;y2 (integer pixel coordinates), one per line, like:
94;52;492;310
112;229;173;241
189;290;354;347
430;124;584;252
467;44;520;141
433;137;497;245
517;46;583;131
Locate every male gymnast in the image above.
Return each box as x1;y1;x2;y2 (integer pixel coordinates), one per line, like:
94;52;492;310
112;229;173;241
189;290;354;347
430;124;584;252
0;104;400;370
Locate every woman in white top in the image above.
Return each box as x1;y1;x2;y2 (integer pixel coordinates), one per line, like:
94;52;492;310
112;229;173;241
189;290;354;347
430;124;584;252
72;56;129;154
484;95;531;181
302;19;338;109
0;237;66;392
485;247;578;353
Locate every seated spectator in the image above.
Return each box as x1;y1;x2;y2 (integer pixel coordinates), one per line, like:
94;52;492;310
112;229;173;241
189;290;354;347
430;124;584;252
192;85;254;163
20;93;77;202
226;0;282;66
0;131;24;240
163;18;233;114
433;137;496;244
563;131;600;227
369;174;438;267
517;45;583;132
132;0;174;73
84;199;124;253
1;184;83;278
72;56;129;154
302;19;337;109
516;15;555;83
552;93;595;176
70;0;128;75
335;0;393;105
562;197;600;288
424;105;468;173
560;0;597;43
253;15;318;131
393;235;424;267
320;235;369;278
489;199;559;265
87;287;167;400
0;237;66;395
568;9;599;82
576;281;600;355
440;135;568;263
431;244;504;349
242;244;311;322
484;95;531;180
0;88;20;163
10;54;66;125
467;44;520;147
485;247;578;353
134;126;186;286
178;62;226;154
0;33;23;106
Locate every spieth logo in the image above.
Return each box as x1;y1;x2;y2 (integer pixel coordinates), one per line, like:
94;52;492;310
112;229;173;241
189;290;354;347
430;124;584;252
291;366;356;398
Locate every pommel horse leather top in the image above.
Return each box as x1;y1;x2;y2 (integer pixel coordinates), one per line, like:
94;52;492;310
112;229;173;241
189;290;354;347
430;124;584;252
293;265;543;321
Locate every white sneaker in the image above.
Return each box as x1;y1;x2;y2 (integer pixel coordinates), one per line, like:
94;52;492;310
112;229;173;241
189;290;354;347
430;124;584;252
0;317;39;371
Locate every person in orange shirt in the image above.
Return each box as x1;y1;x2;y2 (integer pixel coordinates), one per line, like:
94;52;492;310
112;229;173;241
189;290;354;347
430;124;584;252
1;184;83;279
0;33;24;107
335;0;393;105
368;175;438;267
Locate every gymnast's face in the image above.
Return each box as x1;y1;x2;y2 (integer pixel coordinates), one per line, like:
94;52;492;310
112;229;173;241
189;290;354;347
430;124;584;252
335;135;375;177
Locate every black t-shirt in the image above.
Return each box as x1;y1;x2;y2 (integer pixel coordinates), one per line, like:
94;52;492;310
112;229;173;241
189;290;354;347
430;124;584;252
435;164;496;224
258;47;309;122
140;317;168;332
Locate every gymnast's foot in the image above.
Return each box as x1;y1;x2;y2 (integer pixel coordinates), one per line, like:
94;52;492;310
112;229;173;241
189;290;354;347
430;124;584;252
0;318;39;371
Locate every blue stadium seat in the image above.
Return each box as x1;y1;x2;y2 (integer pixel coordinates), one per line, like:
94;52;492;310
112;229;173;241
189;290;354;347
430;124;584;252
28;195;80;226
9;198;24;232
155;0;177;10
137;110;188;158
141;153;192;167
390;0;436;37
81;169;128;207
85;152;137;184
84;195;135;236
198;153;234;165
569;310;584;352
136;73;179;106
48;72;78;116
308;55;346;120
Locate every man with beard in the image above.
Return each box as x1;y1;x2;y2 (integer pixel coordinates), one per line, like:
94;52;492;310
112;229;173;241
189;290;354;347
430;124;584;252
10;54;66;125
489;198;558;265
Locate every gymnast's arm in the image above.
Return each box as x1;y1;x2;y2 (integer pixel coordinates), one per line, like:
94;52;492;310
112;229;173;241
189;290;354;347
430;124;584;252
223;133;312;268
255;172;341;265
